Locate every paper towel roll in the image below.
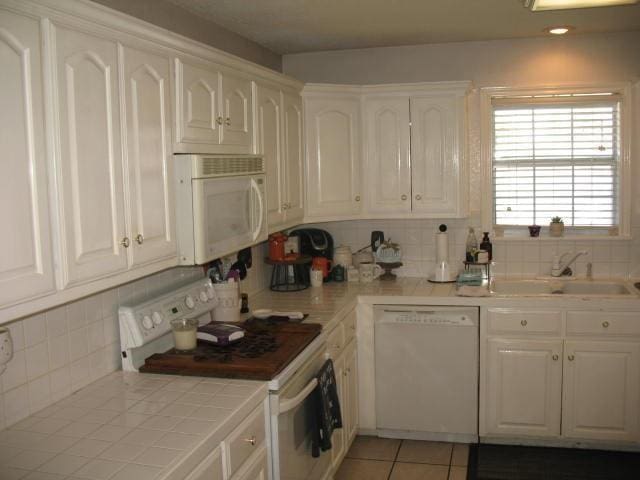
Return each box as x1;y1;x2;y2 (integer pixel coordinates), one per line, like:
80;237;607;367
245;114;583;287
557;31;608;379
435;232;449;264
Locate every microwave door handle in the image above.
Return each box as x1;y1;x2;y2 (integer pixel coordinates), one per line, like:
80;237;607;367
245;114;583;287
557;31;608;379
250;178;264;241
278;378;318;414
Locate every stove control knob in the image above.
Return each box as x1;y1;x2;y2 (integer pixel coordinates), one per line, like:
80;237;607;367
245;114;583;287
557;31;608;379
152;311;163;325
206;285;215;300
184;295;195;310
142;315;153;330
199;291;208;303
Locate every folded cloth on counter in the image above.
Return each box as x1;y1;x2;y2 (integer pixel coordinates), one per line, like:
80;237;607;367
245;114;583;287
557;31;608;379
456;285;491;297
311;359;343;457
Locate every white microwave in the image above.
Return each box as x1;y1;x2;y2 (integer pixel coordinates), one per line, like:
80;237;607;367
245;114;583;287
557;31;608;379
174;154;267;265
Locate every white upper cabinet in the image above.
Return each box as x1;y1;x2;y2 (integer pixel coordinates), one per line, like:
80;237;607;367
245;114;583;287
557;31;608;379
51;25;129;286
0;9;56;306
221;72;253;148
305;82;469;221
256;84;285;227
256;85;304;232
411;95;465;216
363;97;411;214
562;340;640;442
304;94;362;219
282;92;304;225
120;45;177;267
175;59;221;148
175;59;253;154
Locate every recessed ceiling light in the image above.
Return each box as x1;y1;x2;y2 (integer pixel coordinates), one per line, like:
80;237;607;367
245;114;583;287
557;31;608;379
545;25;575;34
525;0;638;10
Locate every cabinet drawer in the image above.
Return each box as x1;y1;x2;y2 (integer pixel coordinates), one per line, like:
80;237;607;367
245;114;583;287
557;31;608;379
186;446;223;480
487;309;562;335
325;323;345;359
223;405;266;477
567;311;640;336
343;310;357;344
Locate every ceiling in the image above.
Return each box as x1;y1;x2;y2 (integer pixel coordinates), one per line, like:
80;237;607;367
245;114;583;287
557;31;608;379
165;0;640;54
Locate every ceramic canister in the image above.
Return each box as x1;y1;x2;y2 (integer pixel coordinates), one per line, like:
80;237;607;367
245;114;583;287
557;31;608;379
333;245;353;267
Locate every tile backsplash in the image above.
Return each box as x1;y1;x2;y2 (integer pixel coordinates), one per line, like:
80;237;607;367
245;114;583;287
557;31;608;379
307;218;640;279
0;243;270;429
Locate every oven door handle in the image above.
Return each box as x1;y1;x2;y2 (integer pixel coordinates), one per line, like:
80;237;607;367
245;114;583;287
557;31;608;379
279;378;318;414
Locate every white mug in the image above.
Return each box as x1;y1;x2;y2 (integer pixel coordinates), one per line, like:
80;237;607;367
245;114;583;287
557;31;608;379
359;262;382;283
0;327;13;374
310;269;323;288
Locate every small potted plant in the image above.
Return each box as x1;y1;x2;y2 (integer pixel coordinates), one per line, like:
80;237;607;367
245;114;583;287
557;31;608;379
549;216;564;237
528;225;541;237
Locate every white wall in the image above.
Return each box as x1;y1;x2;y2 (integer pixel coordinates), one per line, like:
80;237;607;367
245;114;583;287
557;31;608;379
0;243;270;429
286;32;640;277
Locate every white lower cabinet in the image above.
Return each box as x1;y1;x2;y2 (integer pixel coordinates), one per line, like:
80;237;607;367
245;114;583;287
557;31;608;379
485;338;562;437
562;340;640;442
186;446;224;480
324;308;359;474
231;446;268;480
482;309;640;445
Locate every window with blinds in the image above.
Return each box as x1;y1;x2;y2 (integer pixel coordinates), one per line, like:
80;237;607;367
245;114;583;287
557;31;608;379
493;96;620;227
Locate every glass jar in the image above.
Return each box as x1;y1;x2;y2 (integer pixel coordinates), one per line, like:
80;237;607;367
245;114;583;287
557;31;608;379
170;318;199;352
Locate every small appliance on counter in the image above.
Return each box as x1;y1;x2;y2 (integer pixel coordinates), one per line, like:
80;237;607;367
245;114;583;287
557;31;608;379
289;228;334;259
429;224;458;283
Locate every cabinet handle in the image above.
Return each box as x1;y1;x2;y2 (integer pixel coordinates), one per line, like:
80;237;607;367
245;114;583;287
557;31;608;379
135;234;144;245
286;202;292;208
355;195;361;202
244;436;256;446
602;321;610;328
120;237;130;248
521;320;528;326
401;194;407;201
415;194;422;200
568;355;575;361
216;116;223;125
333;344;341;349
552;354;559;361
225;117;231;126
282;203;288;210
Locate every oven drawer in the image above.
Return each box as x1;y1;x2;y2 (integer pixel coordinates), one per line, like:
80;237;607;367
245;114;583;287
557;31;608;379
223;404;266;477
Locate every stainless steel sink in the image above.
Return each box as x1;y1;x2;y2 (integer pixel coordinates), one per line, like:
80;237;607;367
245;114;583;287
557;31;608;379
491;279;635;296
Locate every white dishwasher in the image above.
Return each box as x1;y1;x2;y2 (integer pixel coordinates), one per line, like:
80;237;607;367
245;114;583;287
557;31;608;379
374;305;479;442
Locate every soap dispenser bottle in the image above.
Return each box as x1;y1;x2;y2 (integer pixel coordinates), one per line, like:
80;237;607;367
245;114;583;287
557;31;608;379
465;228;478;262
480;232;493;261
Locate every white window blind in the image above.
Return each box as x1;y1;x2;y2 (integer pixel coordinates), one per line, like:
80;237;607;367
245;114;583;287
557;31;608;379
493;97;620;227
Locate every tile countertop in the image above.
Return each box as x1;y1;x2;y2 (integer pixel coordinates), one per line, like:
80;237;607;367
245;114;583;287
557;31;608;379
248;277;640;333
0;372;267;480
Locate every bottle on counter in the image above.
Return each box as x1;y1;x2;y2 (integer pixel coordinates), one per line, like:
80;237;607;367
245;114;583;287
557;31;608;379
480;232;493;262
465;227;478;262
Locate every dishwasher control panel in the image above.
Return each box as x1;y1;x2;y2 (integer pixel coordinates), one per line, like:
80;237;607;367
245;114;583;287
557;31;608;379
378;308;478;326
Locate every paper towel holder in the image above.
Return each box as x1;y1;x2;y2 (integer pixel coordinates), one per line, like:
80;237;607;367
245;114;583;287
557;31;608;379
428;224;458;283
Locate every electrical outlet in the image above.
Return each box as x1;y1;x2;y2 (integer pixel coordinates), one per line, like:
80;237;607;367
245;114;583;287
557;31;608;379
0;326;13;375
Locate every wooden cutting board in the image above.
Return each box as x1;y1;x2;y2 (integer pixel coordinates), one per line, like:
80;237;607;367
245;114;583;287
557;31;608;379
139;320;322;380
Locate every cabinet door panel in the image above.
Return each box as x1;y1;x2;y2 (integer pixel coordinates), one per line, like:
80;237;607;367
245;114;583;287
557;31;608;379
53;26;128;285
410;96;462;216
485;338;562;437
176;59;220;145
121;45;176;267
305;98;361;217
283;92;304;224
562;341;640;442
331;354;346;470
364;97;411;213
345;340;358;445
256;85;284;228
220;72;252;149
0;10;56;305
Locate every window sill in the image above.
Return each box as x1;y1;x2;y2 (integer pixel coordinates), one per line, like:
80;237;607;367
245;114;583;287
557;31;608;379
493;235;631;242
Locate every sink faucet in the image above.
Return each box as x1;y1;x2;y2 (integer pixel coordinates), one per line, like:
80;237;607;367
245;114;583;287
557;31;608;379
551;250;589;277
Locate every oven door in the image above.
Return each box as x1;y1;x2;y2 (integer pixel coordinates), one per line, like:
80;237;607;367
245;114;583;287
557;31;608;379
192;174;266;263
270;349;333;480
